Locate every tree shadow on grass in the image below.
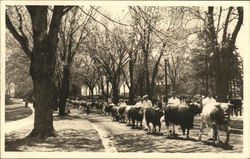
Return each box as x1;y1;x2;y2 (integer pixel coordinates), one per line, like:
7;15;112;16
5;107;32;122
5;129;105;152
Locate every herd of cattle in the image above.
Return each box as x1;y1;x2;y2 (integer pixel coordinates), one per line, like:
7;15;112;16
67;98;243;145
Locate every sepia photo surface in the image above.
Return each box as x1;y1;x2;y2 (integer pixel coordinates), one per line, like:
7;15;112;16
1;1;250;158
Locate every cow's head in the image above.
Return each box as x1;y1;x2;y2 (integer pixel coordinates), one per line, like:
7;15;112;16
188;103;202;115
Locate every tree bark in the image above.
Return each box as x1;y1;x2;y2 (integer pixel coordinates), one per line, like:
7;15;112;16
128;53;135;104
27;6;65;138
7;6;71;138
207;7;243;102
58;65;70;116
111;80;119;105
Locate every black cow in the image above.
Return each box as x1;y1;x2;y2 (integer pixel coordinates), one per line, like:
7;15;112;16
145;107;164;133
95;102;103;112
111;106;120;121
128;106;144;129
86;102;92;114
118;106;127;122
230;99;243;116
104;104;114;115
164;103;202;138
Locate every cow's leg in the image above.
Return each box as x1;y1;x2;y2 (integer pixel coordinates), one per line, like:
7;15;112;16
132;119;135;128
153;124;156;133
223;125;230;144
165;121;170;137
234;107;238;116
198;122;204;141
159;123;161;133
181;125;185;135
216;130;223;144
212;126;219;144
186;129;190;139
172;124;176;135
230;107;234;116
147;122;150;133
225;128;230;144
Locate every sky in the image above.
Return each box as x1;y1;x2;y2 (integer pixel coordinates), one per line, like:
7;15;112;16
99;6;247;58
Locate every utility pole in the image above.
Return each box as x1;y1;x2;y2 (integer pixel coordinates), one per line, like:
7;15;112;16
164;59;168;103
106;77;109;103
205;50;209;96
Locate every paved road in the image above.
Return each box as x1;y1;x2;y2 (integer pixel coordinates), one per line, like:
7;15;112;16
79;109;243;153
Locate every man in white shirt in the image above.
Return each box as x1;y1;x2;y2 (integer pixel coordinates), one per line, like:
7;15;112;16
202;92;216;106
135;97;143;107
167;92;181;106
142;95;153;109
118;99;127;107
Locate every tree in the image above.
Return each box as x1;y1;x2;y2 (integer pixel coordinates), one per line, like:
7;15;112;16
6;6;73;138
71;57;99;99
5;33;33;98
207;7;243;102
57;7;94;116
129;6;167;99
86;26;129;104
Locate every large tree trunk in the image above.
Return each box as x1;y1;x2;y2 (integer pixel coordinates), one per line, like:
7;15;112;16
89;87;94;101
214;50;229;102
27;6;65;138
29;76;56;138
128;56;135;104
144;51;150;96
111;80;119;105
207;7;243;102
58;66;70;116
6;6;70;139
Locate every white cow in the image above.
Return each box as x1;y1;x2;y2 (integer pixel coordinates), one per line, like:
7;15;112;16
198;102;232;144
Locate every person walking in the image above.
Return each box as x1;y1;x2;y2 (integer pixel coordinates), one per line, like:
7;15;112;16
202;92;216;106
167;92;181;106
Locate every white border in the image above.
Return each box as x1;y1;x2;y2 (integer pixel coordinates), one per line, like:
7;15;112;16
1;1;250;158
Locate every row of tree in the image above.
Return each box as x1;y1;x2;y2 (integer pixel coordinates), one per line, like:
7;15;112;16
6;6;243;138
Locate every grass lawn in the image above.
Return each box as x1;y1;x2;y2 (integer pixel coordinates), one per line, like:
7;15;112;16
5;101;32;122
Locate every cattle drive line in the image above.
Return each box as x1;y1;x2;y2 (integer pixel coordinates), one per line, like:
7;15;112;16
69;97;241;145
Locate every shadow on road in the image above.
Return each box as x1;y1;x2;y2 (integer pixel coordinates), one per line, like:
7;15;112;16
201;140;233;150
53;115;82;121
5;129;104;152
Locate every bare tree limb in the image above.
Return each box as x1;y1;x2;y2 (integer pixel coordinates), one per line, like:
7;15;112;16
6;14;31;59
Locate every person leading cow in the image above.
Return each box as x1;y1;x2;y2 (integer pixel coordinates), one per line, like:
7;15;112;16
202;92;216;106
167;92;181;106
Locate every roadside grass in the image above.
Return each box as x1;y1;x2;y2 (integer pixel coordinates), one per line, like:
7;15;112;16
5;102;32;122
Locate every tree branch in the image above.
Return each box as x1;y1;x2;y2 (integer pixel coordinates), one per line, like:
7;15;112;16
6;14;31;59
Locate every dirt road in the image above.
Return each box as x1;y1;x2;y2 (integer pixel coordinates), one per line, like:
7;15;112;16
80;110;243;153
